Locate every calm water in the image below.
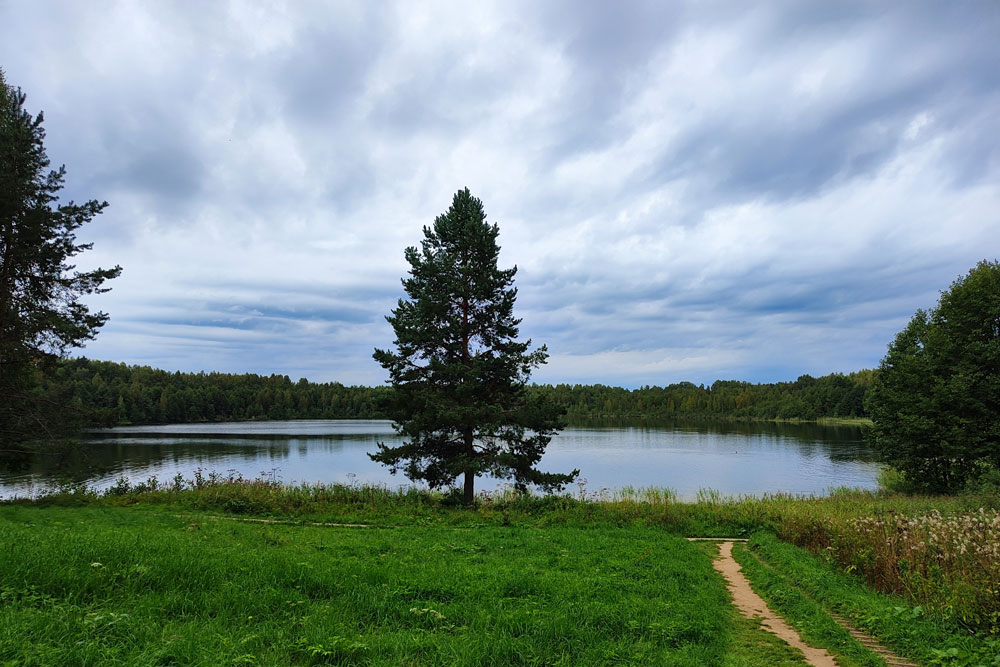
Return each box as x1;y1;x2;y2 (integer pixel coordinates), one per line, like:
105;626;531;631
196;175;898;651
0;419;880;500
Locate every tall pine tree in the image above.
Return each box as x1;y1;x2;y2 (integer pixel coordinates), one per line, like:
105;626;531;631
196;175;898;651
0;69;121;447
372;188;576;503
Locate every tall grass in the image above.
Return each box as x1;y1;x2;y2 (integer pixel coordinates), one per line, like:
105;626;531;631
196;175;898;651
802;510;1000;632
739;534;1000;666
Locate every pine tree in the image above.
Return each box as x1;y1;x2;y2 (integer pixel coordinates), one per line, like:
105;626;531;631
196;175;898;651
372;188;576;504
0;69;121;446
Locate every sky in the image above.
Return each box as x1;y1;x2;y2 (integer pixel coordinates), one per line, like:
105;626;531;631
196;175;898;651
2;1;998;388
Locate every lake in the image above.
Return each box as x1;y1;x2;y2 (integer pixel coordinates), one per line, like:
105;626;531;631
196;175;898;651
0;419;881;500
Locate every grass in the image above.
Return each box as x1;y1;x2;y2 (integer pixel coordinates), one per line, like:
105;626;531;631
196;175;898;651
4;475;1000;664
1;504;815;666
13;475;1000;625
728;542;883;667
792;509;1000;632
814;417;873;427
738;534;1000;666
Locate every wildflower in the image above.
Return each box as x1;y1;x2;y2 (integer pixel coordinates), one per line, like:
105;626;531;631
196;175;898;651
410;607;446;620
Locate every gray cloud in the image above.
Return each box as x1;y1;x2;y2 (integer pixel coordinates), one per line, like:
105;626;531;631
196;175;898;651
2;0;998;387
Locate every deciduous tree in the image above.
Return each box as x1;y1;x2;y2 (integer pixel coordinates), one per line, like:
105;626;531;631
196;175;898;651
866;260;1000;492
372;188;576;503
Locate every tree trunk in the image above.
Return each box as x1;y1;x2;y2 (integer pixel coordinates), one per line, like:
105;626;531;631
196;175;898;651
463;427;475;505
461;289;475;505
0;225;13;385
463;469;475;505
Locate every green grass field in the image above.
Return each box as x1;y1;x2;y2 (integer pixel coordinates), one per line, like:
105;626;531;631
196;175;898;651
1;505;813;666
2;480;998;665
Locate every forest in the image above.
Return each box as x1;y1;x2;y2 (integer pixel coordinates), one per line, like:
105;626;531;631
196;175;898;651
41;357;872;427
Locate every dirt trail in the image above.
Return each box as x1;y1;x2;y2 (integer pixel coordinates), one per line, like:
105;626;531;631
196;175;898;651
712;540;839;667
735;543;920;667
827;611;919;667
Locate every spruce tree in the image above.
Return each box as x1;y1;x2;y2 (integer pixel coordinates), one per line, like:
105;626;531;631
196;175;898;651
0;69;121;446
372;188;576;504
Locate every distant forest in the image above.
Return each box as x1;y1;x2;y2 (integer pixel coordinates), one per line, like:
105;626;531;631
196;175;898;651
41;358;872;427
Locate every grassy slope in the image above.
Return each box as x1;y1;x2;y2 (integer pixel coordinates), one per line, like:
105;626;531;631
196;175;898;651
1;505;813;667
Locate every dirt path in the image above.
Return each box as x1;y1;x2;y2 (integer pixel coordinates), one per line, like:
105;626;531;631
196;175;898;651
735;544;920;667
827;611;919;667
712;540;839;667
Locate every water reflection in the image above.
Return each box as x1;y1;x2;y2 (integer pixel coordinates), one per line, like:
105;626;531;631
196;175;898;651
570;415;866;441
568;417;876;463
0;419;881;499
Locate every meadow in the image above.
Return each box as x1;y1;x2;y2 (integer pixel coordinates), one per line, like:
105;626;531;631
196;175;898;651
2;476;999;665
1;505;808;666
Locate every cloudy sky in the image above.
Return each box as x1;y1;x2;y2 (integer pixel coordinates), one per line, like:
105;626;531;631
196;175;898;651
2;1;998;388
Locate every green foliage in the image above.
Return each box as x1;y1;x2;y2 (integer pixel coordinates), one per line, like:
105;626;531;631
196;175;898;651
0;69;120;448
372;189;575;502
867;260;1000;493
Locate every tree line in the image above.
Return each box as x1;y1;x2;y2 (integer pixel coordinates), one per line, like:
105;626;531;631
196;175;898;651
40;358;388;426
41;357;872;427
535;372;872;421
